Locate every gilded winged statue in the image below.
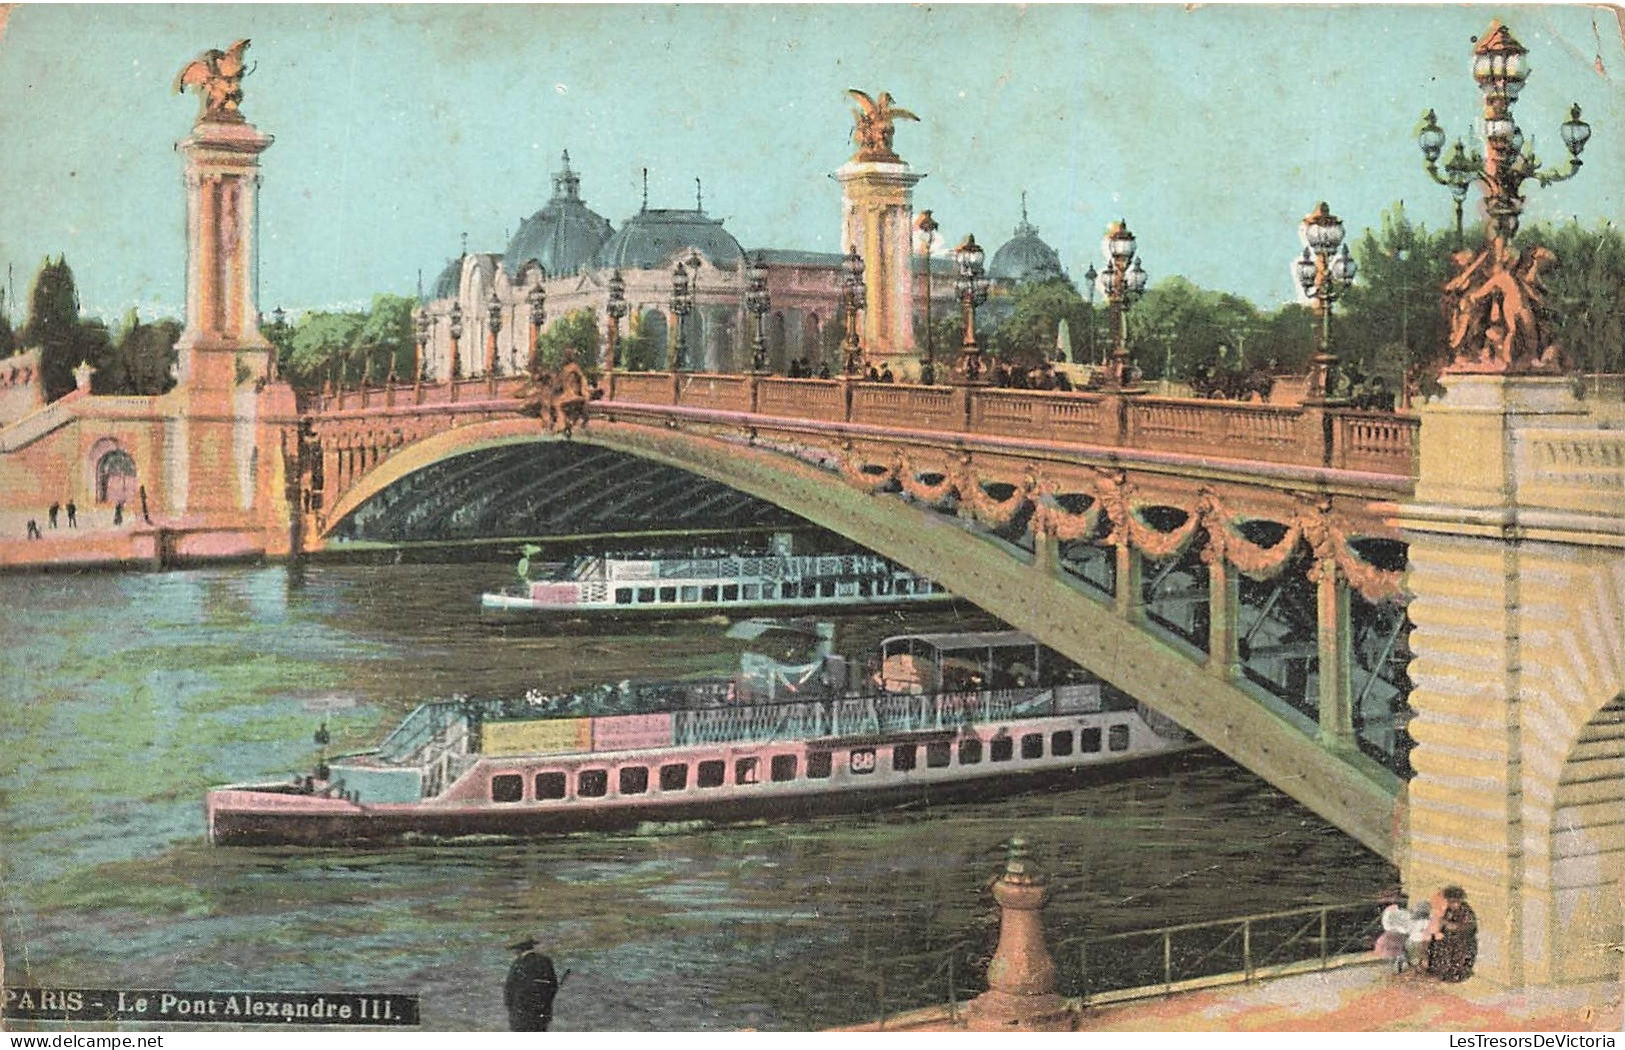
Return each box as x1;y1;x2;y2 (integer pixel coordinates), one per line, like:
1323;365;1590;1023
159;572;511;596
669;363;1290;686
175;39;252;122
848;89;919;162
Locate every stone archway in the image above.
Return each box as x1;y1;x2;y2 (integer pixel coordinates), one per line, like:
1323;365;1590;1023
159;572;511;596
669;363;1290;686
1547;693;1625;984
88;439;138;505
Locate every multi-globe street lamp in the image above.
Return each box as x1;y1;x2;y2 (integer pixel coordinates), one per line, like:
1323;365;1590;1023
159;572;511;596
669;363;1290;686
1294;202;1357;402
840;246;867;377
1415;20;1590;376
669;261;693;372
269;305;287;382
1081;264;1100;365
684;251;703;371
447;300;464;401
486;291;504;395
915;210;939;384
412;306;428;400
1416;21;1589;248
745;252;771;373
953;234;990;383
526;280;547;377
1094;221;1148;389
605;268;628;372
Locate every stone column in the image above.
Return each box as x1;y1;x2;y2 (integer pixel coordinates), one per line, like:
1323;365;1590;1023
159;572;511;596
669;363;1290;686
1205;551;1242;681
835;160;923;361
964;839;1073;1032
1312;562;1355;750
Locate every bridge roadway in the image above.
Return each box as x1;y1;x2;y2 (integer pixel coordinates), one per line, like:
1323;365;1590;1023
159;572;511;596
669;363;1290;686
303;371;1420;858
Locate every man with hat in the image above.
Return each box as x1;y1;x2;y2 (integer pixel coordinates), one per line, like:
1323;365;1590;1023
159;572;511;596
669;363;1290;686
504;936;560;1031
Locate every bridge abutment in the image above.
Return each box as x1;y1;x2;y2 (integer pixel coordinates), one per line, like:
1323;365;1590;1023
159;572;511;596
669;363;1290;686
1401;374;1625;988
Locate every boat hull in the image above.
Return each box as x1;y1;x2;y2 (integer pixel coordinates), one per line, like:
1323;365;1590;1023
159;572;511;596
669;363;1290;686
207;747;1199;847
477;592;952;620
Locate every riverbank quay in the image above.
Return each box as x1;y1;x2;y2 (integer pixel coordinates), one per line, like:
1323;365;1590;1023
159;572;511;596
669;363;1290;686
838;962;1622;1032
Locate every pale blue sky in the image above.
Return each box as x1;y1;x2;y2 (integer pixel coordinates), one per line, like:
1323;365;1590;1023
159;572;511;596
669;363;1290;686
0;4;1620;321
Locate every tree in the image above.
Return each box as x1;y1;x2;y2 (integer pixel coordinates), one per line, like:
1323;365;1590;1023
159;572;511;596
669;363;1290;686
533;308;601;372
357;294;417;384
21;255;111;400
101;308;180;395
618;317;661;372
988;278;1097;367
1523;219;1625;380
0;289;15;357
283;311;364;393
1126;276;1260;381
1336;203;1456;390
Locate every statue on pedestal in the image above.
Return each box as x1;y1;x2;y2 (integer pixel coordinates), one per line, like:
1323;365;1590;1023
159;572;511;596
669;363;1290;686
175;39;252;123
847;89;918;163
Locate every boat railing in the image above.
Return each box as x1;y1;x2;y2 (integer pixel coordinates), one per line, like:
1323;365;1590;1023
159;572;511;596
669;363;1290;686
674;687;1061;746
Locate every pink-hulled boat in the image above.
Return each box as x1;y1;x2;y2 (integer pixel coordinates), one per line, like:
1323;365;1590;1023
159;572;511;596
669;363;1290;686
206;628;1196;846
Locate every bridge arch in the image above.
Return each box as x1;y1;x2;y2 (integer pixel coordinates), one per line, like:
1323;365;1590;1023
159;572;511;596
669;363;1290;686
316;415;1400;855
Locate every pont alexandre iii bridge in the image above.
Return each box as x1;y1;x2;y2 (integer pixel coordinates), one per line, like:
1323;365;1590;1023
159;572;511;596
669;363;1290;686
0;32;1619;997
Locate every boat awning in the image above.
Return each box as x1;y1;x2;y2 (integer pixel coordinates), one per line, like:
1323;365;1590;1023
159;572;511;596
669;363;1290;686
880;630;1037;655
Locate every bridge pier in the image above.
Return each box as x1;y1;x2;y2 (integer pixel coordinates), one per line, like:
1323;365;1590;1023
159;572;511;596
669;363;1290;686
1400;375;1625;989
1314;565;1355;751
1205;553;1242;682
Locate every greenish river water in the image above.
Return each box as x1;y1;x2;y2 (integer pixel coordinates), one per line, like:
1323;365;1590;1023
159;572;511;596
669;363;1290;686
0;562;1393;1030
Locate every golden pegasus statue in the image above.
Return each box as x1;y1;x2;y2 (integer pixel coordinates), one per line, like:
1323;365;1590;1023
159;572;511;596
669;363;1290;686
175;39;252;122
847;89;919;162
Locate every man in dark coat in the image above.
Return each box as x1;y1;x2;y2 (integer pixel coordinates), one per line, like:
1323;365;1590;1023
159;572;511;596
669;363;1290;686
504;936;560;1031
1426;886;1478;982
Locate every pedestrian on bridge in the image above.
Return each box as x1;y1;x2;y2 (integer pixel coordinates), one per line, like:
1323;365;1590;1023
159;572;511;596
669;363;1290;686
66;499;77;528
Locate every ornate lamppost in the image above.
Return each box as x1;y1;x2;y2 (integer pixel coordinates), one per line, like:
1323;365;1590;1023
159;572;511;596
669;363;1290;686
1294;202;1357;402
840;246;867;377
1416;20;1590;375
1081;264;1100;365
1416;129;1479;244
526;281;547;376
605;268;627;372
745;252;771;372
685;250;703;371
447;300;463;402
953;234;990;383
412;306;427;402
915;210;939;384
669;261;693;371
269;305;287;382
1095;221;1148;389
486;291;504;395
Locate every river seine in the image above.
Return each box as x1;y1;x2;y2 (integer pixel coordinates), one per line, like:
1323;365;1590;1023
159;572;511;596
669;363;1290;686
0;560;1393;1031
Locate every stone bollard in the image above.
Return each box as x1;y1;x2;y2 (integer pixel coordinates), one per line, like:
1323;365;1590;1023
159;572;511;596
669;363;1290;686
964;838;1075;1032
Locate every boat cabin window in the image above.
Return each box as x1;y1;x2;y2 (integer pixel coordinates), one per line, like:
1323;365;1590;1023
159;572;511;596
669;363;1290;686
1051;731;1075;757
615;588;633;605
660;763;688;791
1108;724;1130;752
535;772;567;800
743;584;760;601
1081;727;1103;753
926;741;952;768
697;760;725;788
990;735;1014;762
723;585;739;602
660;587;678;603
638;587;656;603
1021;733;1044;760
491;774;523;803
680;586;699;602
735;757;759;785
896;579;912;595
892;744;917;772
820;581;836;598
620;767;649;795
770;754;797;782
702;586;719;602
958;738;983;765
578;769;609;797
858;580;872;597
807;750;832;779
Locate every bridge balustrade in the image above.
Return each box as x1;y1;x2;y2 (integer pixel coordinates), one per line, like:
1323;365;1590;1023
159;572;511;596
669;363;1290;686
1333;412;1420;474
852;383;960;431
756;376;845;421
1129;398;1306;466
610;371;676;406
676;372;753;413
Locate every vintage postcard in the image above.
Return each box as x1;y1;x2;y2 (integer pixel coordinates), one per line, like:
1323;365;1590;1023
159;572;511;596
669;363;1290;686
0;3;1621;1035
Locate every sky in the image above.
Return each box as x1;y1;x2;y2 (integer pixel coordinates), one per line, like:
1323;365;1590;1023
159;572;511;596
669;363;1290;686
0;3;1620;323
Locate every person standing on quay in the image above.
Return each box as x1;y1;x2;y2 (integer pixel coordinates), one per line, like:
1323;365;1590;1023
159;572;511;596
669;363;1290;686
66;499;77;528
48;502;59;528
504;936;561;1031
1426;886;1478;982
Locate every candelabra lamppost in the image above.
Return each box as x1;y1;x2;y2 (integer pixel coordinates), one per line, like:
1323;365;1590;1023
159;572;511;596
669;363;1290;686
953;234;990;383
1081;264;1100;365
1294;202;1357;402
526;282;547;377
448;300;464;402
745;252;771;373
685;251;703;371
915;210;939;384
840;246;867;377
412;306;427;402
1095;221;1148;389
485;291;504;396
669;261;693;372
1415;19;1590;375
269;305;287;382
605;269;627;373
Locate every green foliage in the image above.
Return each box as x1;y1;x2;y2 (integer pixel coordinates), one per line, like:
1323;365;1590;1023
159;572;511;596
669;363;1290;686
534;308;601;372
618;316;661;372
1522;219;1625;376
356;293;417;384
101;308;180;395
0;290;15;357
988;278;1097;367
1127;276;1260;380
1336;203;1456;389
284;311;364;392
22;255;111;400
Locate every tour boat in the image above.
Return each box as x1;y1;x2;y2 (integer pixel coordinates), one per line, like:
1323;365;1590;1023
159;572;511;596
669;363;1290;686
205;625;1197;846
478;534;950;617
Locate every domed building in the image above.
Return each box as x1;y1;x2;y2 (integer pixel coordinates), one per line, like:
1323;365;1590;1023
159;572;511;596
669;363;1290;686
989;196;1065;285
503;152;614;280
